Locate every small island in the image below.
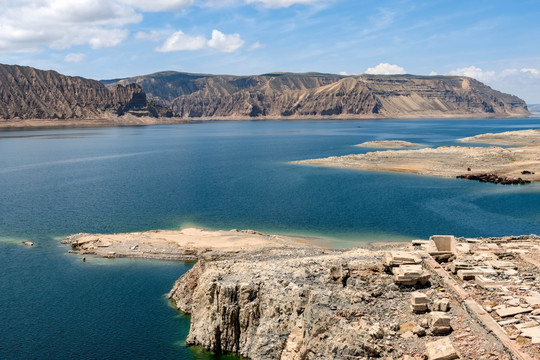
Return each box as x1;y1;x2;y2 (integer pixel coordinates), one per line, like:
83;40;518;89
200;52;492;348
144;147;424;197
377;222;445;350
356;140;422;148
293;129;540;183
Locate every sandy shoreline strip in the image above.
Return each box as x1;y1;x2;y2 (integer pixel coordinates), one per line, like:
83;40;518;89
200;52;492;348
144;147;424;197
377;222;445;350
293;129;540;182
62;227;317;261
356;140;422;148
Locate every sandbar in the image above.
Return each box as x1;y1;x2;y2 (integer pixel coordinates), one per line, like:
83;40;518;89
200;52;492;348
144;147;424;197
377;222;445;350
293;129;540;182
356;140;421;148
459;129;540;146
62;227;316;261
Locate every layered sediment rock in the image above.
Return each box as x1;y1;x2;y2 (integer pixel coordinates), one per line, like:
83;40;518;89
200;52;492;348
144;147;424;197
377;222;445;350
105;72;530;119
0;63;172;121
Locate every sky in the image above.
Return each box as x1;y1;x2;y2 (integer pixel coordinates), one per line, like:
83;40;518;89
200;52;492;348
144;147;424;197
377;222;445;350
1;0;540;103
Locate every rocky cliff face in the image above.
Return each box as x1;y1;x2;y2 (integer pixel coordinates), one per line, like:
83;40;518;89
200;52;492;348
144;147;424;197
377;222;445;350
0;64;172;120
106;72;530;119
168;247;507;360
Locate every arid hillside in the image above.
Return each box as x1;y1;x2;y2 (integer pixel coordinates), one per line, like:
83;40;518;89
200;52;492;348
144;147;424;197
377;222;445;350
104;72;530;119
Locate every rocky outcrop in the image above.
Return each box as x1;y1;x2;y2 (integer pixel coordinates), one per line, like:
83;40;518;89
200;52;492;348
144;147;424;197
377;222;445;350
168;245;510;359
0;63;172;121
105;72;530;119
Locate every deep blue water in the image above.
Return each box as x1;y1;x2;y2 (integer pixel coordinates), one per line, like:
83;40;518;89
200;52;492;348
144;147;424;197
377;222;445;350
0;118;539;359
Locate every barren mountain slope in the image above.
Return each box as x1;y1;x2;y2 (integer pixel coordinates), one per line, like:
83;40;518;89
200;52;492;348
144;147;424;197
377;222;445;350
105;72;529;119
0;63;172;121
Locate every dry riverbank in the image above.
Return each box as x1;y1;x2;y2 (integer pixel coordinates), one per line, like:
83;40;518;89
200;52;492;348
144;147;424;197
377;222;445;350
293;129;540;182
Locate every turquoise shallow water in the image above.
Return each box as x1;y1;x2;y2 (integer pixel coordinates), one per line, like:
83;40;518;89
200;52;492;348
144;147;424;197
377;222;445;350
0;118;539;358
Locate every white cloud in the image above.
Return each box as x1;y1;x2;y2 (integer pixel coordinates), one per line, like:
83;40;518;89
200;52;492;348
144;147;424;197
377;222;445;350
365;63;406;75
429;71;438;76
157;29;244;52
339;71;348;76
64;53;86;63
0;0;141;52
444;66;540;103
521;68;540;76
120;0;194;12
250;41;265;50
207;30;244;52
157;31;208;52
245;0;328;8
448;66;496;82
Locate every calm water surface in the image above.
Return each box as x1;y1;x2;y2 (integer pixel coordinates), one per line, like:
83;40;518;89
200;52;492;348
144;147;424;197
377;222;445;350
0;118;539;359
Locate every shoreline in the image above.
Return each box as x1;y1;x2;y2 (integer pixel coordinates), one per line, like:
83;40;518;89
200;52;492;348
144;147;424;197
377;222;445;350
293;129;540;183
0;113;532;130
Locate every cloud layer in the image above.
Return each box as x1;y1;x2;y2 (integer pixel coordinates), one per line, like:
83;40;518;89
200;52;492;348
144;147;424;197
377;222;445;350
365;63;407;75
0;0;141;52
157;30;244;52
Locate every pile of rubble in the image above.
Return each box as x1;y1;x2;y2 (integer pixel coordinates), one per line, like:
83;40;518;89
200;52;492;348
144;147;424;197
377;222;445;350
411;233;540;360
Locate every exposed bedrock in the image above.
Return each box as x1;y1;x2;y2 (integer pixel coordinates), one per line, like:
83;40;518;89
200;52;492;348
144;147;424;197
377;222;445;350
168;245;510;359
106;72;530;119
0;63;172;120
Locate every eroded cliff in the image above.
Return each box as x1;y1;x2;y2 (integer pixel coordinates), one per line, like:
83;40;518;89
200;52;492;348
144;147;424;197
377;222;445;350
106;72;530;119
168;246;510;360
0;63;172;121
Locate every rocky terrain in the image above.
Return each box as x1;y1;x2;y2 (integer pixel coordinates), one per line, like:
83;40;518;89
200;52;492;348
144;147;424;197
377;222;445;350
105;72;529;119
168;234;540;360
293;129;540;183
0;63;173;126
61;226;540;359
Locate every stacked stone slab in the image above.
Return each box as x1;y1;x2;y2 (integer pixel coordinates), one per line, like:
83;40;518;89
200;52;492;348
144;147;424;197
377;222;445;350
431;312;452;335
393;264;431;286
411;291;429;313
384;251;431;286
433;298;450;312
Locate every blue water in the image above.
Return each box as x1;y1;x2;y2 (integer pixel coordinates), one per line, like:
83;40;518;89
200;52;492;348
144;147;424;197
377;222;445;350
0;118;539;359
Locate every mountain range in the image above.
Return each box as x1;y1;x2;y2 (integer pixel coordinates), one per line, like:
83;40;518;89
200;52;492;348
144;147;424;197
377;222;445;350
0;63;530;126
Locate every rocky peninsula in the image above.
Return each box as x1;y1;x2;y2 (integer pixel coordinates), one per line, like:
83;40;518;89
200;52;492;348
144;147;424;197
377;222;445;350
62;227;313;261
167;234;540;360
62;227;540;359
293;129;540;183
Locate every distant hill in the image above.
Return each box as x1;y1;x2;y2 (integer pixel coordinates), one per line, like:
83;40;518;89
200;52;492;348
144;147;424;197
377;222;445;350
103;71;530;119
0;64;530;126
0;63;172;122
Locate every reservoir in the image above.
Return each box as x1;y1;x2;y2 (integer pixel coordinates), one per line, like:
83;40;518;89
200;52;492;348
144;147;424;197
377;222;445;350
0;118;539;359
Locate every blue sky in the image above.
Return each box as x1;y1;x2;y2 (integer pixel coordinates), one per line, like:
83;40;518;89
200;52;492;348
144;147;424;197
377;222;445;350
1;0;540;102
